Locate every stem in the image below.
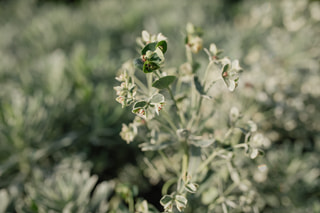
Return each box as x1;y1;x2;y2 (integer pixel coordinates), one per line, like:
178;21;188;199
147;73;153;96
167;87;186;126
186;45;193;64
223;182;237;197
181;143;189;177
155;70;161;78
133;76;148;93
159;150;180;175
159;111;178;132
191;95;204;128
180;139;189;192
196;150;224;173
167;87;178;109
162;178;178;195
128;196;135;213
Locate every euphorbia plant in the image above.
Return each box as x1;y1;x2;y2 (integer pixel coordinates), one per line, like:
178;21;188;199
114;23;267;213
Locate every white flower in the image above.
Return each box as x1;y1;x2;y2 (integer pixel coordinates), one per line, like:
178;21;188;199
179;62;193;82
188;36;203;53
220;57;242;91
154;102;165;115
141;30;167;44
120;123;137;144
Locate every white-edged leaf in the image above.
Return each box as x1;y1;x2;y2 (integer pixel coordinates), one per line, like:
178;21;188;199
175;195;188;212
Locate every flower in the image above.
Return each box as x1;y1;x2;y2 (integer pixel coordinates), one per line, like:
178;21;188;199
114;70;136;107
179;62;193;82
220;57;242;91
141;30;167;44
185;23;203;53
154;102;165;115
120;123;137;144
188;36;203;53
132;107;147;120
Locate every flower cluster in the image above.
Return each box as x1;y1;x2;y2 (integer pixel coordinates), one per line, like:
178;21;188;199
185;23;203;53
114;68;136;108
203;44;243;92
132;93;165;120
134;31;168;73
137;30;167;47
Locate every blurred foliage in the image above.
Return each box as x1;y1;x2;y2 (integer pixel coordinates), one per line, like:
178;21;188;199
0;0;319;212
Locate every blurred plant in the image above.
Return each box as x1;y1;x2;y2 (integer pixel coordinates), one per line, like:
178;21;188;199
115;24;267;212
16;156;114;213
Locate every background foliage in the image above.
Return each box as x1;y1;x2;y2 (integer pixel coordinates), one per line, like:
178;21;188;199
0;0;319;212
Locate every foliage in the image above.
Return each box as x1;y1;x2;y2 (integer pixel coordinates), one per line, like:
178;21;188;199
0;0;319;212
114;25;266;212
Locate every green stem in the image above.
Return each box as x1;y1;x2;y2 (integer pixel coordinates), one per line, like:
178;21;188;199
186;45;193;64
162;178;178;195
181;140;189;184
147;73;153;96
167;87;186;126
154;70;161;78
159;150;180;175
133;76;148;93
223;182;237;197
159;111;178;132
196;150;222;173
167;87;178;109
128;196;135;213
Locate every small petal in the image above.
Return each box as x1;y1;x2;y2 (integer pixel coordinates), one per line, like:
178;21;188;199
157;33;167;41
231;59;242;71
209;43;218;55
142;30;150;42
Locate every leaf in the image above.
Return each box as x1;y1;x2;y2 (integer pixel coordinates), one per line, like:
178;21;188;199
191;139;215;148
185;183;199;193
250;148;259;159
90;181;114;210
193;76;204;93
201;187;219;205
188;146;201;175
175;195;188;212
139;141;173;151
156;40;167;53
193;76;212;99
133;101;148;109
160;195;174;212
143;61;160;73
141;42;157;55
150;93;164;104
0;189;10;213
152;76;176;89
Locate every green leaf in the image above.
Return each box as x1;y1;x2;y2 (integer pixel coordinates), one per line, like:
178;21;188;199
194;76;205;94
143;61;160;73
192;62;201;73
133;101;148;109
156;40;167;53
152;76;176;89
150;93;164;104
222;63;229;76
193;76;212;99
160;195;174;212
141;42;157;55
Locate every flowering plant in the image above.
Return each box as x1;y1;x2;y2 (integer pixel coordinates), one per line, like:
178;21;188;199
114;23;267;212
